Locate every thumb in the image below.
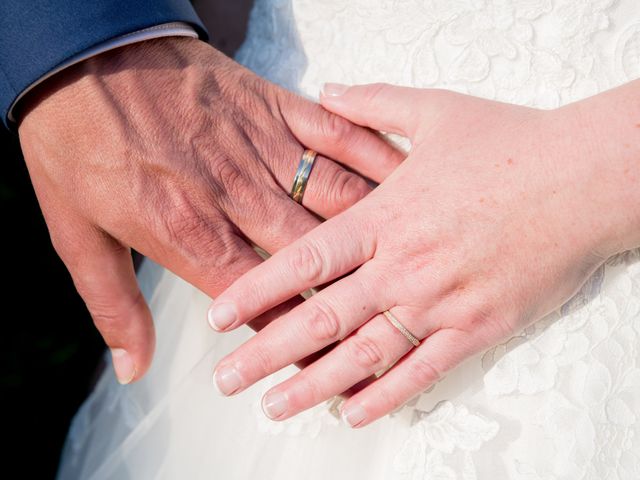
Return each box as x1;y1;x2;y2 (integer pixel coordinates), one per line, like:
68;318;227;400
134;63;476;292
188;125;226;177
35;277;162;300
51;221;155;385
320;83;423;138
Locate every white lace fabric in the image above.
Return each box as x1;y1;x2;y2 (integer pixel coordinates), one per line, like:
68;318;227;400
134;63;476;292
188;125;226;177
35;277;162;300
58;1;640;479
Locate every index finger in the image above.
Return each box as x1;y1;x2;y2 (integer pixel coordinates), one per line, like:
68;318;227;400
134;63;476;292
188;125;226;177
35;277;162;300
207;210;375;332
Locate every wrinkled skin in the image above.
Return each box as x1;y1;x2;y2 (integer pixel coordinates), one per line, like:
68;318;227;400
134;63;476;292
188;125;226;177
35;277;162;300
17;38;403;383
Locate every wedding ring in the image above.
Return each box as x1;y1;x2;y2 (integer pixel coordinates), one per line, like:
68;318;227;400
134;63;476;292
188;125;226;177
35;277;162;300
383;310;421;347
290;149;318;204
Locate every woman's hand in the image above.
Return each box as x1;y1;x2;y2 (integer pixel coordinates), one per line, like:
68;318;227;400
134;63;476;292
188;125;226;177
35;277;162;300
208;82;640;427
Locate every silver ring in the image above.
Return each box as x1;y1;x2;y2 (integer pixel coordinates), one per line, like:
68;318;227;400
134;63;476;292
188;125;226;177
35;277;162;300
290;149;318;204
383;310;421;347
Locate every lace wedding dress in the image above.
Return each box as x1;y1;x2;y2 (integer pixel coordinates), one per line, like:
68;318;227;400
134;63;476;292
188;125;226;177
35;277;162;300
58;1;640;478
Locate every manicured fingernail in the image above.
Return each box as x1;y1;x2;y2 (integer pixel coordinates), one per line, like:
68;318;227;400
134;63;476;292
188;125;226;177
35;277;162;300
341;403;367;427
208;303;237;331
262;391;289;419
111;348;136;385
213;365;242;395
322;83;350;97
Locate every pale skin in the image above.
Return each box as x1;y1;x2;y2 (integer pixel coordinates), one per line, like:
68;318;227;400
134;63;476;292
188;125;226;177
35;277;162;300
209;81;640;428
17;37;404;384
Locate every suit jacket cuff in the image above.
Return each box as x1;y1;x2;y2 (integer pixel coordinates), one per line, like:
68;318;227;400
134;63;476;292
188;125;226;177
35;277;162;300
0;0;208;130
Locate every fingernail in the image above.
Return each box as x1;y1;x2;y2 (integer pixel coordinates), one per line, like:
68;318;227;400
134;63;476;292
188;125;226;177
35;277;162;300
213;365;242;395
341;403;367;428
262;391;289;419
111;348;136;385
208;303;237;331
322;83;350;97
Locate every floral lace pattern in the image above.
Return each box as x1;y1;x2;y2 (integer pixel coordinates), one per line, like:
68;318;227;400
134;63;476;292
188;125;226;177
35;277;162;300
393;401;500;480
237;0;640;106
235;1;640;478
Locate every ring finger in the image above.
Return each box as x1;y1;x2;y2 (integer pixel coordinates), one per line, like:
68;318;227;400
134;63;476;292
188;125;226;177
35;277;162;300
258;305;435;421
297;152;373;218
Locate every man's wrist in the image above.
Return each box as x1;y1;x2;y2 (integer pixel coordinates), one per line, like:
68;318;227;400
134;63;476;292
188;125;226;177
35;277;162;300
17;36;218;130
8;23;199;126
1;0;209;130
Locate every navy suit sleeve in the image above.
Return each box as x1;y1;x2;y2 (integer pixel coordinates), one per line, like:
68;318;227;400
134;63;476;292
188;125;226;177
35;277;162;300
0;0;208;129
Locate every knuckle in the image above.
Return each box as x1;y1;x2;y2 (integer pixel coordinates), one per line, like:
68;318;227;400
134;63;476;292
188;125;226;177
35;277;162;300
293;374;325;407
89;290;145;337
406;357;442;388
322;111;356;141
159;200;236;267
462;296;510;340
195;242;249;293
48;222;94;267
195;225;243;271
160;200;202;242
365;83;388;104
161;208;205;257
259;194;293;232
243;345;276;380
209;155;252;198
91;310;125;338
329;170;370;210
300;301;342;342
346;335;386;370
288;241;326;285
375;384;405;412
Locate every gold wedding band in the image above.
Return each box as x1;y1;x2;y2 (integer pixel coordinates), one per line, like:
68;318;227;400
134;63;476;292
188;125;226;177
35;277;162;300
290;149;318;204
383;311;421;347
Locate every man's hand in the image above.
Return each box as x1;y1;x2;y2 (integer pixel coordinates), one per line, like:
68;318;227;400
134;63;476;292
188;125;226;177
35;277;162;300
17;38;403;384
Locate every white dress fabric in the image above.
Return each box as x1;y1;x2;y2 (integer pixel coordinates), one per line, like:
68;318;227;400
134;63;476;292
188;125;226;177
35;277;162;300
58;1;640;479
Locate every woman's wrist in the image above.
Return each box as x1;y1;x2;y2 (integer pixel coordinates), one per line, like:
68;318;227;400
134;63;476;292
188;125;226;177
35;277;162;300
561;81;640;258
